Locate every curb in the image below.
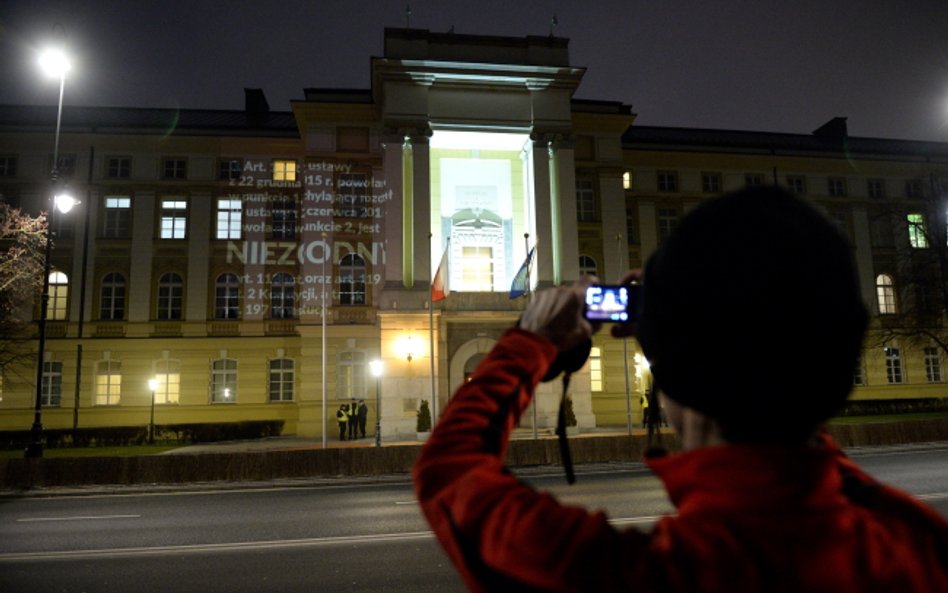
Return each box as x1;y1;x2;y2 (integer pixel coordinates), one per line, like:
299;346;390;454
1;419;946;492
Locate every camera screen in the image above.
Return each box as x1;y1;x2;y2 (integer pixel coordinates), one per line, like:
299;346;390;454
584;285;633;322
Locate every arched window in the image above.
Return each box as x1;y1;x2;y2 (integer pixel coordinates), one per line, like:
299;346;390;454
270;273;295;318
157;273;183;320
339;253;366;305
579;255;598;278
99;272;126;320
48;271;69;320
214;273;240;319
876;274;896;315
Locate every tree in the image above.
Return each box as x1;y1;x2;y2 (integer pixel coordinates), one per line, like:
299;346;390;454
0;200;47;370
869;175;948;357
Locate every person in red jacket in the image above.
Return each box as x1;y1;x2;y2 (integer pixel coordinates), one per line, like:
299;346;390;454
413;186;948;593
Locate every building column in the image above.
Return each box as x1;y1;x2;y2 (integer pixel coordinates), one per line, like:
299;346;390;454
381;133;405;288
127;191;154;322
409;128;432;288
851;206;877;309
638;199;658;261
186;192;211;321
598;169;627;280
551;135;579;284
530;134;555;287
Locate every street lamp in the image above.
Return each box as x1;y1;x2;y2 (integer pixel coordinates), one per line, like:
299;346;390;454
25;45;72;459
369;359;384;447
148;378;159;444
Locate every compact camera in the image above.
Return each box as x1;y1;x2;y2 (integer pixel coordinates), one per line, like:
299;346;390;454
583;284;640;323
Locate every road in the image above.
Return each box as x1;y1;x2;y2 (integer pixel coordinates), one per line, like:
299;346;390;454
1;443;946;593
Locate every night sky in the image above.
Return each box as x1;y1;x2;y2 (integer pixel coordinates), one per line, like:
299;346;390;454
1;0;947;141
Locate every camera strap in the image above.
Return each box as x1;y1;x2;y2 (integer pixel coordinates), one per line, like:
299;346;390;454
556;372;576;484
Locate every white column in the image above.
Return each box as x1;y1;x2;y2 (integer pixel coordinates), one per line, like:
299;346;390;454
127;191;154;322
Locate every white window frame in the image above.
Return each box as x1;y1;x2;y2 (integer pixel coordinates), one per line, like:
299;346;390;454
269;358;295;402
95;359;122;406
99;272;126;320
103;196;131;238
216;198;242;240
154;359;180;404
211;358;238;403
337;351;366;400
876;274;897;315
924;347;943;383
885;347;904;384
160;199;188;239
41;360;63;406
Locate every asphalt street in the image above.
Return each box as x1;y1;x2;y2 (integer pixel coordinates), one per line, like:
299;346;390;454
0;443;945;593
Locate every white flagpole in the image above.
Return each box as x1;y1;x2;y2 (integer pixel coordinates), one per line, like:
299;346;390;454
525;233;539;440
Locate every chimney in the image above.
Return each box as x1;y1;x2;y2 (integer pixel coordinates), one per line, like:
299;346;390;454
244;88;270;115
812;117;848;139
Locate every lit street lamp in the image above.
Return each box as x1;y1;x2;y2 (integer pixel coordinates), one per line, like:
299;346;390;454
25;45;73;459
148;378;159;444
369;359;384;447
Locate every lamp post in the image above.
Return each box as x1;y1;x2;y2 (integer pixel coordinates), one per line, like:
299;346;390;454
369;359;384;447
25;46;72;459
148;378;159;444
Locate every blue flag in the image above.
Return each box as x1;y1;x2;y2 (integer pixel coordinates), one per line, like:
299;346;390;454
509;246;535;299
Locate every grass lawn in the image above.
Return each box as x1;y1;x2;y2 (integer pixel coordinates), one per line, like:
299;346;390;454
0;444;180;459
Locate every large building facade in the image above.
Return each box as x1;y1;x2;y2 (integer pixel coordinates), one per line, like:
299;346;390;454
0;29;945;441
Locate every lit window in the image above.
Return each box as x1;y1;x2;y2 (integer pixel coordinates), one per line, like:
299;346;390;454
99;272;126;320
157;273;183;320
576;179;596;222
885;347;904;384
622;171;631;190
701;173;721;194
154;359;180;404
907;213;928;248
271;198;296;239
337;351;366;399
95;359;122;405
214;273;241;320
162;158;187;179
211;358;237;403
41;360;63;406
339;254;366;305
216;198;242;240
269;358;295;401
590;347;602;392
272;160;297;181
160;199;187;239
876;274;896;315
461;246;494;291
48;271;69;320
924;347;943;383
103;196;131;238
270;273;295;319
579;255;597;278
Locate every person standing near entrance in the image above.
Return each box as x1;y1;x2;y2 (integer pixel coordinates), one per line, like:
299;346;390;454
357;400;368;438
336;404;349;441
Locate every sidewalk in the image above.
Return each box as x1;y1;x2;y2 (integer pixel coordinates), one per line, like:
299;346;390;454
158;426;664;455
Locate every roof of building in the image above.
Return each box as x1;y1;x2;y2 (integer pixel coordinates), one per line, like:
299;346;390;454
623;121;948;161
0;104;299;137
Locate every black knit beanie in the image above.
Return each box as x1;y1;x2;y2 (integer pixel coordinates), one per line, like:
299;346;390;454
637;186;868;442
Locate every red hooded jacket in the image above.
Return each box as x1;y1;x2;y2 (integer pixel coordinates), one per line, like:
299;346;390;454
413;328;948;592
